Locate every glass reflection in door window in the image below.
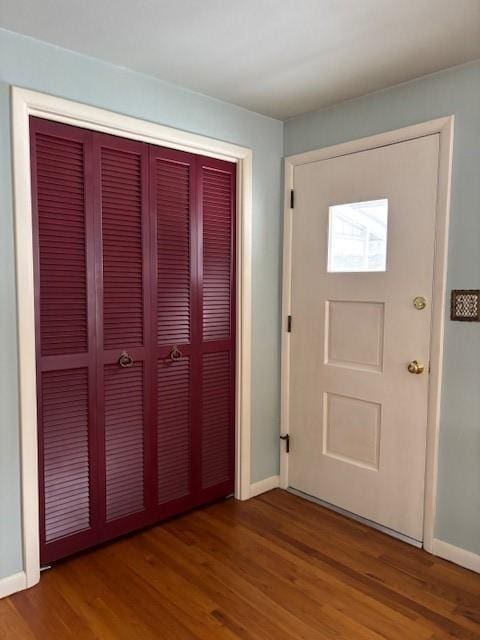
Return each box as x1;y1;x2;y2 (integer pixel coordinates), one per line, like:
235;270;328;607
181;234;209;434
327;199;388;272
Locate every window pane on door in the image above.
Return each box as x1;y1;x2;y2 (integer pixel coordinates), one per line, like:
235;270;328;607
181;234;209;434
327;199;388;272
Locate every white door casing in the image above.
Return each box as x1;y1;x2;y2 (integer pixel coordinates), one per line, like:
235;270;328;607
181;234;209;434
281;118;454;550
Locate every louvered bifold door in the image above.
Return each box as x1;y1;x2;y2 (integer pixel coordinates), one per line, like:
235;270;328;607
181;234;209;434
94;133;154;538
197;157;236;503
150;146;197;517
33;117;236;564
30;117;99;564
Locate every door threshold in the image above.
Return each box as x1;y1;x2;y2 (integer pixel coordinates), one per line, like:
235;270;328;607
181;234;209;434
287;487;422;548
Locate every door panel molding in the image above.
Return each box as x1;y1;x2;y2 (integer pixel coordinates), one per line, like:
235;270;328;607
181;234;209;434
11;86;253;590
281;117;454;553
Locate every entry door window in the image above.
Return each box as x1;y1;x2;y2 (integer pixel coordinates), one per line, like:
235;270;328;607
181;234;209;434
327;198;388;272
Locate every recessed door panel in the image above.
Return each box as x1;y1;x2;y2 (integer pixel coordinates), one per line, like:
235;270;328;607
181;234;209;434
323;392;381;470
326;300;385;372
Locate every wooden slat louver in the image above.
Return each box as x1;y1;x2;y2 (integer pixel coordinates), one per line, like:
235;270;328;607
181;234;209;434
155;156;192;346
157;357;191;504
42;368;91;542
202;167;233;341
201;351;232;489
35;133;88;356
101;145;144;350
104;363;145;521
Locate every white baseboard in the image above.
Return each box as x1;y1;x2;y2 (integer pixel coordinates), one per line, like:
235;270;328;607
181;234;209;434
0;571;27;599
432;538;480;574
249;475;280;498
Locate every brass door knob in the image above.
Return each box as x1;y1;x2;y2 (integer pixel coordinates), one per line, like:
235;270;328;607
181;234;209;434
407;360;425;374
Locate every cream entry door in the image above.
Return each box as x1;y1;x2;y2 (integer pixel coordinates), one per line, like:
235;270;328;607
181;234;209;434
288;135;439;542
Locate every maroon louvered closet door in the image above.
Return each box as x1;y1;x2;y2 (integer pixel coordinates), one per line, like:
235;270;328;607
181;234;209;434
30;117;236;565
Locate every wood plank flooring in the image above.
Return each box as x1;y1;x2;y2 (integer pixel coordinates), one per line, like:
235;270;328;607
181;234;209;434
1;489;479;639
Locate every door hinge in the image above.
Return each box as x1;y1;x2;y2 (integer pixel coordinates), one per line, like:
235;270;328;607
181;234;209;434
280;434;290;453
287;315;292;332
290;189;295;209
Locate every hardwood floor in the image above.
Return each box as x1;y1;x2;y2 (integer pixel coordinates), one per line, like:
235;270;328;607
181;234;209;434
1;489;479;639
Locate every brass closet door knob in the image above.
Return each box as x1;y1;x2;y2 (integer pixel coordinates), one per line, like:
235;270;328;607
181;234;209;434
169;345;182;361
407;360;425;374
118;351;134;368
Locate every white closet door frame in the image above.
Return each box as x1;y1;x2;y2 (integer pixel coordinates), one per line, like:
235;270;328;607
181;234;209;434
11;86;254;592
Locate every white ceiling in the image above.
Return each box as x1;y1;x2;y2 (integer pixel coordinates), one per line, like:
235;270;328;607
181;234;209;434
1;0;480;120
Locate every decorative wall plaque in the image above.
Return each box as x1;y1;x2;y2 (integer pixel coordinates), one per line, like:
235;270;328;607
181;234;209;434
450;290;480;322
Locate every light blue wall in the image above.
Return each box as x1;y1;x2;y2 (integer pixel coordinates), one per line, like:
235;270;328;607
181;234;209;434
285;61;480;556
0;28;283;579
1;27;478;582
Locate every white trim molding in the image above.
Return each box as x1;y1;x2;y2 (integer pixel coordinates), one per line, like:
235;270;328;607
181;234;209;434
249;475;280;498
281;117;454;553
0;572;27;599
432;539;480;574
10;86;253;593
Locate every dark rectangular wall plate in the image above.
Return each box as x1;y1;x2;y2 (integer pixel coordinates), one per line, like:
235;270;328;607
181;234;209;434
450;289;480;321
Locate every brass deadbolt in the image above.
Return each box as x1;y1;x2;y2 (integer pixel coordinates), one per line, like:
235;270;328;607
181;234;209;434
413;296;427;310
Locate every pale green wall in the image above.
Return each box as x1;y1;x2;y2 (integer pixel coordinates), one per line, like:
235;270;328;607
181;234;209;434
0;28;283;579
285;61;480;556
